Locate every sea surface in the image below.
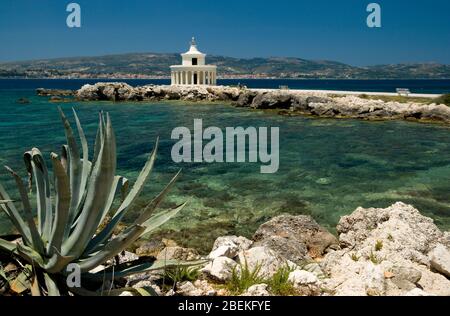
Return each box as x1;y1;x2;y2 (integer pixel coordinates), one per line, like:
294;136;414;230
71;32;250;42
1;79;450;252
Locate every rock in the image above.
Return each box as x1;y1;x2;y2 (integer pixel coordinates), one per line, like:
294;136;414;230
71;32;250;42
117;251;139;264
253;214;339;262
209;245;239;259
201;257;238;282
390;266;422;291
241;284;270;296
135;240;166;257
16;98;30;104
177;281;204;296
429;243;450;277
336;202;448;264
36;88;74;96
212;236;253;253
237;246;286;278
208;236;252;259
252;235;309;264
403;288;435;296
322;202;450;296
119;291;134;296
251;92;292;109
193;280;217;296
156;246;200;261
288;270;319;286
234;91;257;107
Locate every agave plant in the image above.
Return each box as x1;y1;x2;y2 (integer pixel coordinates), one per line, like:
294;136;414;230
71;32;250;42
0;107;192;296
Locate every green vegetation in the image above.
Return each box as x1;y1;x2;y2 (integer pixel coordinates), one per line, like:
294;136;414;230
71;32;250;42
0;108;193;296
163;265;201;285
375;240;384;252
350;253;360;262
434;94;450;106
225;263;299;296
358;94;434;104
369;251;382;265
226;261;264;295
387;234;394;241
267;265;296;296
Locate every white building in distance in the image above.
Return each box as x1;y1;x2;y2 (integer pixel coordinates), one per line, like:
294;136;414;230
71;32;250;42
171;37;217;86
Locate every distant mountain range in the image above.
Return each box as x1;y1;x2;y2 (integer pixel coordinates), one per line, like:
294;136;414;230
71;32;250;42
1;53;449;79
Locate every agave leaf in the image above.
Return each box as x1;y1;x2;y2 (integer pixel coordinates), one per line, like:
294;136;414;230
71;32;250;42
135;170;182;225
89;259;207;280
24;149;52;240
43;273;60;296
4;166;44;254
0;264;8;282
31;268;41;296
16;243;45;267
92;111;105;167
47;154;71;256
72;109;91;206
83;176;129;255
86;139;159;250
62;114;116;258
135;287;158;296
0;182;32;245
78;225;145;273
58;108;83;238
32;149;53;241
141;202;187;236
0;238;16;253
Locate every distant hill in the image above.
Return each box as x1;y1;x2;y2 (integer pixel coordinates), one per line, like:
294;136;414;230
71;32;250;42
0;52;449;79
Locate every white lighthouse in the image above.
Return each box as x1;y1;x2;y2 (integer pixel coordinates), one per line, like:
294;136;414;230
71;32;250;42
170;37;217;86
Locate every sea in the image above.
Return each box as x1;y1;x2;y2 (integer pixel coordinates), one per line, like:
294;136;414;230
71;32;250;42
0;79;449;252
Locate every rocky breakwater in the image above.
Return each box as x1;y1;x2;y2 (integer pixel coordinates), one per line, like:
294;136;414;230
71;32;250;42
125;202;450;296
69;82;450;124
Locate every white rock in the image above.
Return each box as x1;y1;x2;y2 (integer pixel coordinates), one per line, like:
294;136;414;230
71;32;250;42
288;270;319;287
177;281;203;296
237;246;286;278
209;245;239;259
429;243;450;278
403;288;435;296
201;257;238;282
212;236;253;253
242;284;270;296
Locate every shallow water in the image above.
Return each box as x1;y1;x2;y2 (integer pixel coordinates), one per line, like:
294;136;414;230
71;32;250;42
1;89;450;252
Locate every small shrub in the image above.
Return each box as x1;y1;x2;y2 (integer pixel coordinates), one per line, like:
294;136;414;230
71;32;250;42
267;265;296;296
226;261;264;295
387;234;394;242
375;240;383;252
350;253;360;262
163;265;201;285
369;251;382;264
434;94;450;106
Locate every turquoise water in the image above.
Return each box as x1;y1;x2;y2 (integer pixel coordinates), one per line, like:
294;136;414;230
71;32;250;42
1;89;450;252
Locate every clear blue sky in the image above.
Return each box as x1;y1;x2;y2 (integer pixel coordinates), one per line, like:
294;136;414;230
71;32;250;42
0;0;449;66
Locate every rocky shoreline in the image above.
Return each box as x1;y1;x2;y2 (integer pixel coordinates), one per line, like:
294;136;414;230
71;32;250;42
118;202;449;296
37;82;450;124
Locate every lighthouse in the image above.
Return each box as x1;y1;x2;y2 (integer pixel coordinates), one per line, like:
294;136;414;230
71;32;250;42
170;37;217;86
